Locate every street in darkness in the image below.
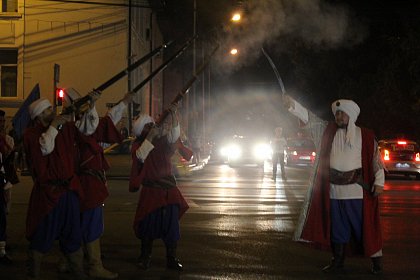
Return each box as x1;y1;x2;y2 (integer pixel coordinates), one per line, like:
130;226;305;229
2;161;420;279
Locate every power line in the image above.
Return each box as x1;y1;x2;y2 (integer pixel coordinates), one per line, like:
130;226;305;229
45;0;161;9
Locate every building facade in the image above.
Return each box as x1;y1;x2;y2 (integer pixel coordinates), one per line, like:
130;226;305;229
0;0;163;132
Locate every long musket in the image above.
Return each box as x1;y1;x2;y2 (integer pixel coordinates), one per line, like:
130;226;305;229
61;40;173;115
155;44;220;126
131;35;198;94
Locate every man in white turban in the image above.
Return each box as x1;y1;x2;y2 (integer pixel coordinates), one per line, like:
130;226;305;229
283;95;385;275
129;104;188;271
23;95;99;279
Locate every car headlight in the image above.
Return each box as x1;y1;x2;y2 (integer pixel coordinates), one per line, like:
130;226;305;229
254;143;272;160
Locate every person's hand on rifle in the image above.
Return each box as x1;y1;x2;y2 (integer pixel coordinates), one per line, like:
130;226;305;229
145;123;160;142
168;103;179;128
51;115;68;130
122;92;134;105
88;90;101;109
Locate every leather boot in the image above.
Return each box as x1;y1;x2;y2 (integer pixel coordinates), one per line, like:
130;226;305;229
322;243;345;273
65;248;87;279
166;242;183;271
26;250;43;279
137;238;153;270
86;239;118;279
371;257;383;274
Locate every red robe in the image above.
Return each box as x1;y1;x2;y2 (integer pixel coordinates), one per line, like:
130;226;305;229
299;122;382;257
129;135;189;235
78;116;123;211
24;122;84;238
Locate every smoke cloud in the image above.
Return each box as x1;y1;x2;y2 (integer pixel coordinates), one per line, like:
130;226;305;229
214;0;367;73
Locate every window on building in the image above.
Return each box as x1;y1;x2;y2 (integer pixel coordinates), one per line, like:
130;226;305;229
0;49;17;97
1;0;18;12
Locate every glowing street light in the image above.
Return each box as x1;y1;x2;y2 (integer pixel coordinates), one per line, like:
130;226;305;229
231;12;241;22
230;48;238;55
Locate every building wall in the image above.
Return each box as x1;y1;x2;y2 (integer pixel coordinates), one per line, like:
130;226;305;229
0;0;163;130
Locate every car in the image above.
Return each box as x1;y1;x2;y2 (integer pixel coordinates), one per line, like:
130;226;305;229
103;137;193;178
378;139;420;179
220;135;271;167
284;137;316;166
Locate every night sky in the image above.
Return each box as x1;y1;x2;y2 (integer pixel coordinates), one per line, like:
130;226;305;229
155;0;420;141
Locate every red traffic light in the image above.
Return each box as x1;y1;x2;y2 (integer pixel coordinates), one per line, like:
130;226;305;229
58;88;65;98
56;88;65;106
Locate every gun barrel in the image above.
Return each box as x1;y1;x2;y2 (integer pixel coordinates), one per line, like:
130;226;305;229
156;44;220;125
132;35;198;94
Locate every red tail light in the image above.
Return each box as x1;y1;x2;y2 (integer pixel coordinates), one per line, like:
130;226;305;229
416;152;420;162
384;149;390;161
397;141;407;145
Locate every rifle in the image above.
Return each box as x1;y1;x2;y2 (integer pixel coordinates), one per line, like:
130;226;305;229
156;44;220;126
61;40;173;115
131;35;198;94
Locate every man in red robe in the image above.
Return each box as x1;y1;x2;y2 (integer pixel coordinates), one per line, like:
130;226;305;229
75;92;132;279
24;96;98;279
285;96;385;274
129;106;189;271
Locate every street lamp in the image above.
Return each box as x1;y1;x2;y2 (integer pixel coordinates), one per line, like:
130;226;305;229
231;13;241;22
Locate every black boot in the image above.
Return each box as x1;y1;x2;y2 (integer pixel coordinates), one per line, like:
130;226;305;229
137;238;153;270
322;243;345;273
166;243;183;271
371;257;383;274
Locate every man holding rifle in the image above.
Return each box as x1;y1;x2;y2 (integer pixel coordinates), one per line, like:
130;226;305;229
129;104;189;271
60;89;132;279
24;94;99;279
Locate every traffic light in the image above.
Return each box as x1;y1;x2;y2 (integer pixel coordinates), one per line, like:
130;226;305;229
56;88;65;106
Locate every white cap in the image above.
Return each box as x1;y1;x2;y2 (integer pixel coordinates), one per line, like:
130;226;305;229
132;114;154;137
28;98;52;120
63;88;82;105
331;99;360;147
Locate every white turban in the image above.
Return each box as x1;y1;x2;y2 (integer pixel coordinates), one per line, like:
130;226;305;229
63;87;81;105
29;98;52;120
331;99;360;147
132;114;154;137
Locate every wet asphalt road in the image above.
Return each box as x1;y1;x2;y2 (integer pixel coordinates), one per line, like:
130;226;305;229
2;161;420;279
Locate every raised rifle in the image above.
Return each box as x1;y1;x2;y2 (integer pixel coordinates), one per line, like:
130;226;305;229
155;44;219;126
131;35;198;94
61;40;173;115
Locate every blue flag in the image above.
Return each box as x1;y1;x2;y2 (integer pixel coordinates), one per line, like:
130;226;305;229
12;83;40;140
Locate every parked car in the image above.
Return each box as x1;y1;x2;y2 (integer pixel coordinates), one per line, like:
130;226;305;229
378;139;420;179
284;137;316;166
220;135;271;167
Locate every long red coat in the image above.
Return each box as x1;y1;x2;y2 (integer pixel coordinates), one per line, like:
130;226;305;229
78;116;123;211
129;135;189;236
298;122;382;257
24;122;84;238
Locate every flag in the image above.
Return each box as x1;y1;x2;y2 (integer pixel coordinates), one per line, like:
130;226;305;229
12;83;40;140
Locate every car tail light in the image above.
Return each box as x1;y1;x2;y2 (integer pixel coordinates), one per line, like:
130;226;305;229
415;152;420;162
397;141;407;145
311;152;316;157
384;149;390;161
